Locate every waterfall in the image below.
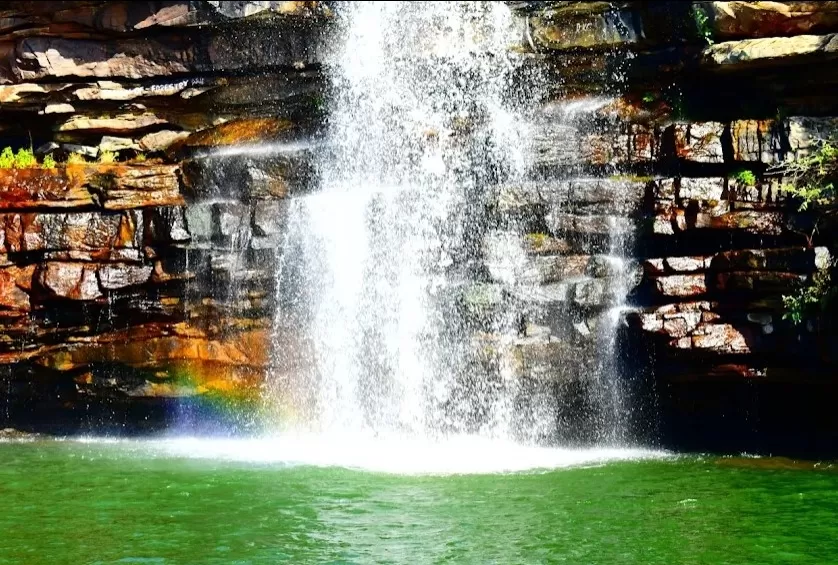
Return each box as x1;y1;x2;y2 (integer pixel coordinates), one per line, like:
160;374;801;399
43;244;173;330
267;1;634;445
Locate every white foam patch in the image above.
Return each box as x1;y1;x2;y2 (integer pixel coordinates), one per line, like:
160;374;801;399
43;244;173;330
73;434;670;475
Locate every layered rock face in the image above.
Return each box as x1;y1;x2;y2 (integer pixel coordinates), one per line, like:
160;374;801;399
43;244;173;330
508;0;838;454
0;1;327;433
0;1;835;453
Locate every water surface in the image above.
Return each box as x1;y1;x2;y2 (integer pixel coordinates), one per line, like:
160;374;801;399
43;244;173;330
1;440;836;564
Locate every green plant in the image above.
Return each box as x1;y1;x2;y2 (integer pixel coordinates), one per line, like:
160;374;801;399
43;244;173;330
134;153;147;163
783;262;836;325
642;92;656;104
776;138;838;325
779;139;838;212
731;169;757;187
98;150;117;164
41;154;56;169
0;147;13;168
12;148;37;169
66;152;87;165
691;5;714;45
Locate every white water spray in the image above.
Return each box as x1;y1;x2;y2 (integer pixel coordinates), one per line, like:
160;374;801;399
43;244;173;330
267;1;636;448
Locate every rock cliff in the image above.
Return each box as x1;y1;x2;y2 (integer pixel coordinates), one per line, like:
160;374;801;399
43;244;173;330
0;1;835;453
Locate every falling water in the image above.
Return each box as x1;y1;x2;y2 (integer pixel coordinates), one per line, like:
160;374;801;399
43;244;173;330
268;1;635;445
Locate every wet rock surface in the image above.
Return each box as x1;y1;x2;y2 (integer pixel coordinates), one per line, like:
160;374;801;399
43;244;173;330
0;1;835;453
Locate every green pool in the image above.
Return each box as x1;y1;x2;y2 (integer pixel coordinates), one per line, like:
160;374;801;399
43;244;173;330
1;438;836;564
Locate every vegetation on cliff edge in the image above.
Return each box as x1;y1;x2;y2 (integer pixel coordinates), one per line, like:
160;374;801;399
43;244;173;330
776;139;838;325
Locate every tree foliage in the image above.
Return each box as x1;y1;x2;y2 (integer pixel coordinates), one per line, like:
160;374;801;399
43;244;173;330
775;138;838;325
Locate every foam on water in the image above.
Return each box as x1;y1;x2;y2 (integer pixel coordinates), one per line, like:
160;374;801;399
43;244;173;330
72;435;669;475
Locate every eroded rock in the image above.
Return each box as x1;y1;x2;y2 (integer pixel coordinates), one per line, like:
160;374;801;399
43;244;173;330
36;262;102;300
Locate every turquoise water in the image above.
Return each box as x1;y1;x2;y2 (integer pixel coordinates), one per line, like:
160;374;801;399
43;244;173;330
1;439;836;564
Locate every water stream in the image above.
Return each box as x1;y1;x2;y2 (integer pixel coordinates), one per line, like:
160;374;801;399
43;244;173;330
268;1;634;447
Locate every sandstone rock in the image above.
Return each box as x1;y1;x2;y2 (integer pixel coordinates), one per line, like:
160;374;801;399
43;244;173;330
44;103;75;114
252;200;289;237
145;207;190;245
19;1;327;36
73;79;208;102
495;179;646;219
183;201;214;242
524;233;572;255
666;256;710;272
510;282;571;307
180;118;297;150
0;82;58;103
527;6;641;50
646;256;711;274
0;168;95;209
486;252;586;286
97;263;153;290
652;208;786;235
33;325;269;371
12;23;323;81
661;312;703;339
672;122;726;163
99;136;141;152
786;117;838;159
654;178;726;202
0;265;34;310
87;164;183;210
711;247;814;272
654;274;707;297
56;112;168;133
37;262;102;301
182;153;307;200
706;210;787;234
730;119;783;162
546;213;634;236
0;211;133;253
573;278;608;307
702;33;838;70
583;124;659;165
689;323;753;353
43;249;144;263
215;202;251;241
206;1;329;20
711;2;838;40
139;130;190;152
714;271;805;293
637;301;716;336
62;144;98;158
